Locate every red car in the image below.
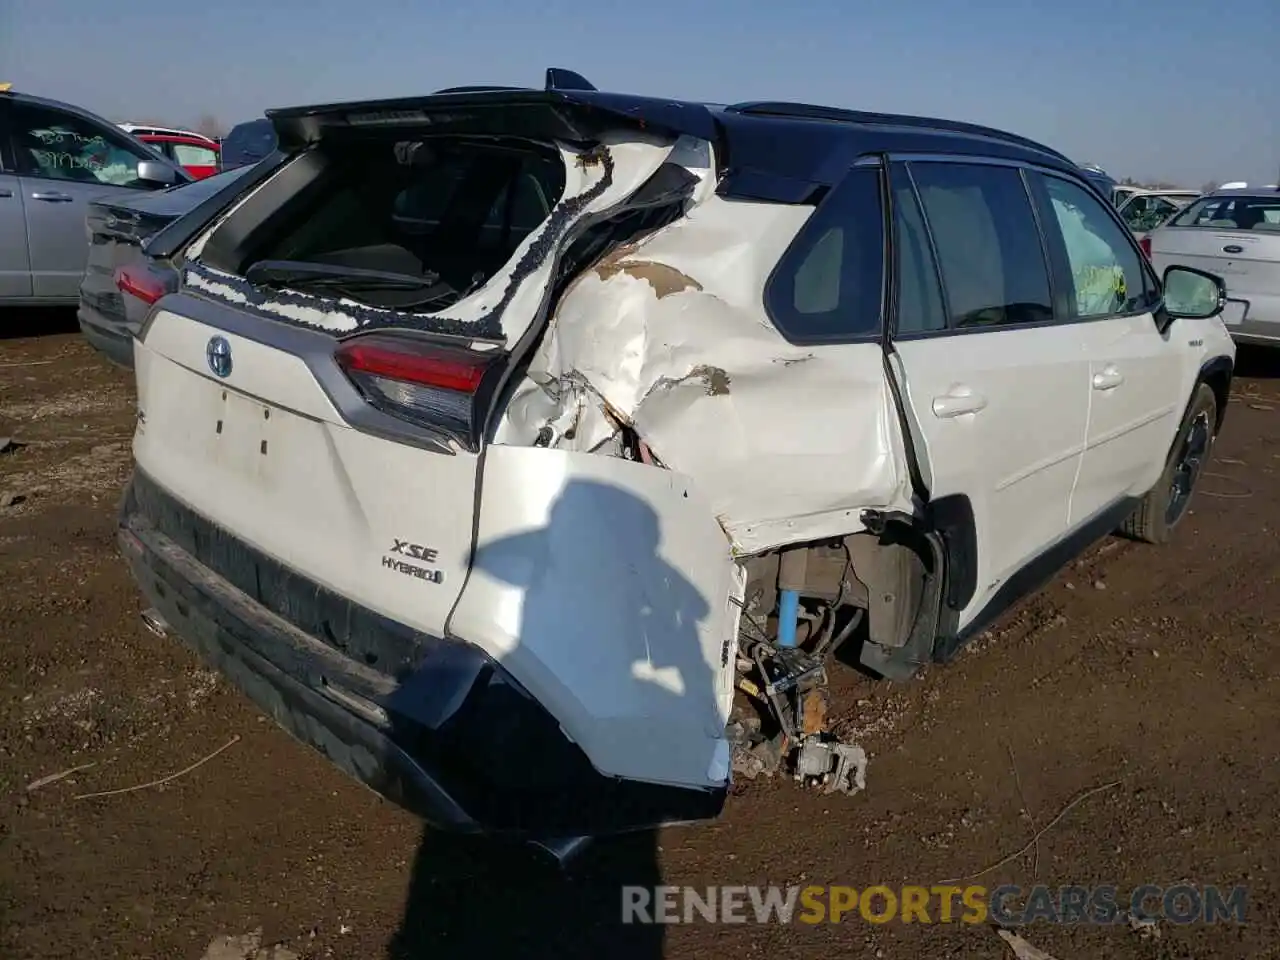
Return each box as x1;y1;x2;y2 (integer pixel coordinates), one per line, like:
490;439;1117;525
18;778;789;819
136;133;220;179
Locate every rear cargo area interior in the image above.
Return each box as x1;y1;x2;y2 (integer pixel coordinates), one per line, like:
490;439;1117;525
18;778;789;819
209;136;567;310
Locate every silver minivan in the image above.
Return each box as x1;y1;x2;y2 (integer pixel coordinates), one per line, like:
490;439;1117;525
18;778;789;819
0;87;188;306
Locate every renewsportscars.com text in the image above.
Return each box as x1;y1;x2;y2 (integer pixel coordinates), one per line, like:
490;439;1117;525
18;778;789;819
621;884;1248;925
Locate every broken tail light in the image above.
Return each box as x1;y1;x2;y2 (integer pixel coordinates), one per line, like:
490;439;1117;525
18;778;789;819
334;333;503;447
115;265;169;305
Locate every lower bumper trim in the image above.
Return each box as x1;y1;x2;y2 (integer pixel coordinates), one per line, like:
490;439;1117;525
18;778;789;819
118;470;726;837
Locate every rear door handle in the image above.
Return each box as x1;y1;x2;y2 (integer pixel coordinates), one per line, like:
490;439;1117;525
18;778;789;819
31;191;73;203
1092;366;1124;391
931;387;988;419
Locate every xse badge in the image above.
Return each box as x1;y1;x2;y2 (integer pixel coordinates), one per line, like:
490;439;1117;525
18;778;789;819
382;538;444;584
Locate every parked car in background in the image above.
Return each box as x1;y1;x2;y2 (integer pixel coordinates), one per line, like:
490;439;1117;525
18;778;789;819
135;133;220;179
116;69;1235;850
1116;188;1201;242
118;122;208;140
0;87;190;305
1113;184;1138;207
1147;187;1280;347
79;164;255;365
218;118;277;169
1078;162;1119;203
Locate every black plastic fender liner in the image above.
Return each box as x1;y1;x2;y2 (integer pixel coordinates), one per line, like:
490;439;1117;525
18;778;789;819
1196;354;1234;433
923;495;978;612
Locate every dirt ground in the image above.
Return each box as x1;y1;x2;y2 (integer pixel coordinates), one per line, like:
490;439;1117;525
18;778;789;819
1;311;1277;960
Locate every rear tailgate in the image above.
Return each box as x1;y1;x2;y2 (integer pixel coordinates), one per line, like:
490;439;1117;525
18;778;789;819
133;299;482;640
133;120;684;645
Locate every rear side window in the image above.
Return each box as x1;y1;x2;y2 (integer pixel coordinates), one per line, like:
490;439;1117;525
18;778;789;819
909;162;1054;329
1035;174;1151;319
1172;195;1280;231
765;166;885;344
889;169;947;335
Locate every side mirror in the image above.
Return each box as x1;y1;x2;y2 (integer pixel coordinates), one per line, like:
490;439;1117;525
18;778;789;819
136;160;178;186
1162;265;1227;321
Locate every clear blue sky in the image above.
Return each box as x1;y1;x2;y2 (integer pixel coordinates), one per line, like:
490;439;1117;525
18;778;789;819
2;0;1276;186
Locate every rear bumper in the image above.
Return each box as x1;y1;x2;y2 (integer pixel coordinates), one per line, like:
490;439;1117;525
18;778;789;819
117;470;724;837
77;299;136;368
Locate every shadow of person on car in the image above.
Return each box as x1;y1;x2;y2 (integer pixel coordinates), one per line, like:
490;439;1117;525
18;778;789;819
386;477;723;959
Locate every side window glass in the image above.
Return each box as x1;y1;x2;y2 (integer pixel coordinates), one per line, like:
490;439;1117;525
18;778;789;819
10;104;155;188
890;168;946;335
1038;174;1149;319
173;143;217;167
1123;195;1177;233
486;162;553;233
765;165;885;343
391;159;467;233
909;162;1053;328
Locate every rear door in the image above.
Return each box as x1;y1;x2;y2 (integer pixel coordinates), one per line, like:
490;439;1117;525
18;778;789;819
1028;170;1186;522
886;158;1090;625
0;101;33;298
8;101;172;299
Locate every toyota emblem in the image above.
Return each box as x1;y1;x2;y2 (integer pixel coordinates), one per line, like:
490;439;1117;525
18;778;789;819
206;336;233;378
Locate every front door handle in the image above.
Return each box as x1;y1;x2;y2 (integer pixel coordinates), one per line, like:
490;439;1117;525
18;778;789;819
0;188;12;198
31;191;73;203
932;386;988;419
1092;366;1124;391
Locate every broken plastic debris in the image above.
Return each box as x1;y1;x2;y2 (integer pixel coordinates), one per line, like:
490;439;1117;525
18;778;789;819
795;737;868;795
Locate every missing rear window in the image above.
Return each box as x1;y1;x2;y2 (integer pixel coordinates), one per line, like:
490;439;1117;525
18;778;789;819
231;136;566;312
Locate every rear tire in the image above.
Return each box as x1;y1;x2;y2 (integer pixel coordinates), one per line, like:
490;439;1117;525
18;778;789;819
1121;382;1217;545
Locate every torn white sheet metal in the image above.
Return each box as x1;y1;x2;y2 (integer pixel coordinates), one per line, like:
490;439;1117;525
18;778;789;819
181;132;684;341
496;196;914;555
447;445;745;789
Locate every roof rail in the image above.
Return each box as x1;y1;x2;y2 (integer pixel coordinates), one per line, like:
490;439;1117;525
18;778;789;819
726;101;1070;162
545;68;596;92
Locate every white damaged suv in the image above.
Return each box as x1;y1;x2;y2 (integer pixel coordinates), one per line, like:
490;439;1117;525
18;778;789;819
117;69;1236;847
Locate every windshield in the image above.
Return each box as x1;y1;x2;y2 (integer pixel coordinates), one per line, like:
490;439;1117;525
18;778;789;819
1120;195;1181;232
1171;195;1280;231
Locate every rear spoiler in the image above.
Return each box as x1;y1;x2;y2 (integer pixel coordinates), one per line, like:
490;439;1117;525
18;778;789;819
266;67;720;151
